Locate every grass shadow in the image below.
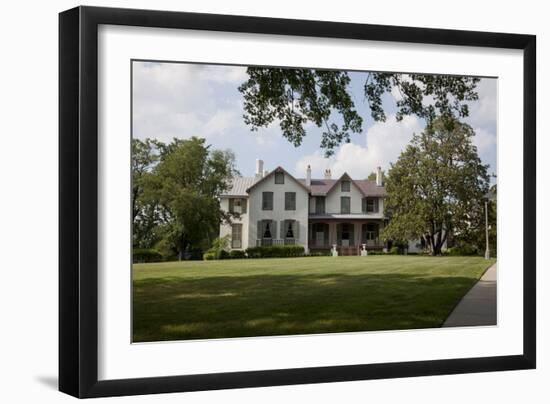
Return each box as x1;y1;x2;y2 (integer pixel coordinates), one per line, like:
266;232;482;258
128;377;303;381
133;271;483;342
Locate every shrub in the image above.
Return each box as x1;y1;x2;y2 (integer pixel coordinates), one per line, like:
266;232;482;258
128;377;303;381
229;250;247;259
185;247;204;261
447;244;479;256
308;250;331;257
245;245;305;258
203;251;216;260
245;247;263;259
388;246;400;255
367;250;386;255
133;248;163;263
203;236;231;260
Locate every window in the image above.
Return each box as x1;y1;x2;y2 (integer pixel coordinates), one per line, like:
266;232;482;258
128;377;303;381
285;221;294;238
365;223;379;240
234;199;241;213
257;220;276;246
263;221;272;238
341;196;351;214
262;192;273;210
341;180;351;192
285;192;296;210
229;198;246;214
231;224;242;248
362;197;378;213
274;171;284;184
315;196;325;214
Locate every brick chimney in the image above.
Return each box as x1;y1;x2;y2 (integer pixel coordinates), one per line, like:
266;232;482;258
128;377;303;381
324;168;332;180
306;165;312;187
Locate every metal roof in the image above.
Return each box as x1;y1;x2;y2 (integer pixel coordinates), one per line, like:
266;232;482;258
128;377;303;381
297;178;387;197
221;174;386;197
220;177;257;197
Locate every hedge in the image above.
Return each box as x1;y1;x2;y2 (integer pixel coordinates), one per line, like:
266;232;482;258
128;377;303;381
203;249;231;260
229;250;247;259
388;246;401;255
447;244;479;256
245;245;305;258
203;251;216;260
133;248;163;263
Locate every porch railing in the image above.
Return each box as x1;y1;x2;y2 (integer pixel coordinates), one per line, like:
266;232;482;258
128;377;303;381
363;239;385;248
256;238;297;247
308;240;385;249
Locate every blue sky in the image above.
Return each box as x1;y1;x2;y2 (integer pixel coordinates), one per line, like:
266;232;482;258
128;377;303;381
132;61;497;181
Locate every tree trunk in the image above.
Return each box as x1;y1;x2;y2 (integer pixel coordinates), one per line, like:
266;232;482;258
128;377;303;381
431;229;447;256
178;232;188;261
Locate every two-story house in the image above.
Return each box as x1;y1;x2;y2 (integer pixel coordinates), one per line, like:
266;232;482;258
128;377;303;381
220;159;391;255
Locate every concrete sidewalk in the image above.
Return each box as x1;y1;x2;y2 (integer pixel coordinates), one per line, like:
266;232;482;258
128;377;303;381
443;263;497;327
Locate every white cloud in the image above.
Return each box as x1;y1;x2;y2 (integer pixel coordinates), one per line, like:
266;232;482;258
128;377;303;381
465;78;497;130
471;127;496;155
132;62;247;142
203;65;248;84
295;115;422;179
471;126;497;176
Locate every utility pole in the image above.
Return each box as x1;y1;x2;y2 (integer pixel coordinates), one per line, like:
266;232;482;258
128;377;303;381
484;200;490;260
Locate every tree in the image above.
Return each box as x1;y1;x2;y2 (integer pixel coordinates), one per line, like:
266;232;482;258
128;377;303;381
381;117;490;255
239;69;479;156
454;184;497;256
367;170;384;181
132;138;164;248
132;138;160;221
145;137;238;259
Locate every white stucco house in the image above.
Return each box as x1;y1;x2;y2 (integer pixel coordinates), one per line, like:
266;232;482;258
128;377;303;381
219;159;421;255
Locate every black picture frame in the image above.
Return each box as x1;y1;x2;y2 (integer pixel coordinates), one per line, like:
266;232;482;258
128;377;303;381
59;5;536;398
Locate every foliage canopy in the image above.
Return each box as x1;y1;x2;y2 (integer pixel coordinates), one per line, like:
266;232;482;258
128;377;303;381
239;69;480;156
381;117;490;255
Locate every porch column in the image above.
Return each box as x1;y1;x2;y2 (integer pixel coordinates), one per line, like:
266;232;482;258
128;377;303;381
354;222;362;248
329;222;337;246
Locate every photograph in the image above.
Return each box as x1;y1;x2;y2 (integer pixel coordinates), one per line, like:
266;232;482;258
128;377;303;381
131;61;498;343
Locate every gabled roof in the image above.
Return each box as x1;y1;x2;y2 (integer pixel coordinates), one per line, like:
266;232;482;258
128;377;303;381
221;170;386;197
296;177;386;196
299;178;338;196
354;180;387;196
245;166;310;193
323;172;361;195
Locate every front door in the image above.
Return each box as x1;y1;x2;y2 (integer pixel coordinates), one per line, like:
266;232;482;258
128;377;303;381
341;223;352;247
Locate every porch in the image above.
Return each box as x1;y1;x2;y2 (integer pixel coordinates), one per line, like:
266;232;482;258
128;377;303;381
308;219;387;255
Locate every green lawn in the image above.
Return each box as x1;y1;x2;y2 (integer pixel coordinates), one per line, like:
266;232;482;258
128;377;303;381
133;256;496;342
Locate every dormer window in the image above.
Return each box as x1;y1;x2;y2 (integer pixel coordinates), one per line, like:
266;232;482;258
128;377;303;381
341;180;351;192
274;171;284;184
